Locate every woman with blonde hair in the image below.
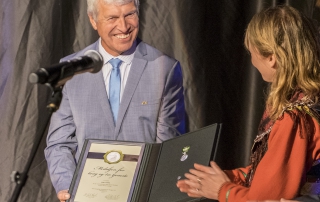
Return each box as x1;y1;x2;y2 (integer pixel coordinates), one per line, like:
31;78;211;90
177;5;320;202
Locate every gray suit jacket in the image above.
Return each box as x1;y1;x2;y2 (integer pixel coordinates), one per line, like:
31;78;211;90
44;39;185;192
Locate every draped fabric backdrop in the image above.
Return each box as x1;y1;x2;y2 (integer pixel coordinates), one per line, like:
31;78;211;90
0;0;318;201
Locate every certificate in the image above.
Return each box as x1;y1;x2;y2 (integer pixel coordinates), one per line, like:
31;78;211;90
69;142;144;202
67;123;222;202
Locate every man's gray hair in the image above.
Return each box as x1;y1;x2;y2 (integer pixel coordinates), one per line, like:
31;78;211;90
87;0;140;20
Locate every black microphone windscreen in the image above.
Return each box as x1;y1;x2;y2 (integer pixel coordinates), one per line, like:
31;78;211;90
28;50;104;86
84;50;103;73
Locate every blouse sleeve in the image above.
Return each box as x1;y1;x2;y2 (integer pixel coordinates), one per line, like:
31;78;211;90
224;166;251;185
218;111;320;202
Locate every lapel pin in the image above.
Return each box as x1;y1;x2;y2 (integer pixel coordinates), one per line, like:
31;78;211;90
142;101;147;105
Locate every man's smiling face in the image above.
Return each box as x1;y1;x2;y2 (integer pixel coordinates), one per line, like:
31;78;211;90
89;0;139;56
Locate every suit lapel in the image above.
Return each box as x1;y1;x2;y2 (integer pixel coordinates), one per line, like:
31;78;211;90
92;41;116;133
93;71;116;133
115;41;148;137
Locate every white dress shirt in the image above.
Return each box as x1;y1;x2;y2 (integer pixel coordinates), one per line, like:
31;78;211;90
98;38;137;101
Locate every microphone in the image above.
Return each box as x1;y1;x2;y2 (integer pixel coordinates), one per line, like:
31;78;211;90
29;50;104;87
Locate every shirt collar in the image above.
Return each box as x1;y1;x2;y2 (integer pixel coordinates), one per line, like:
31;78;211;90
98;38;136;64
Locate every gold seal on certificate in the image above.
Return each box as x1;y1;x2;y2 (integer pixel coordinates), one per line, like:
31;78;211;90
104;150;124;164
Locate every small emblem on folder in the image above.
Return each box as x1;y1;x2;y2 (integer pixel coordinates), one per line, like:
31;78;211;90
180;146;190;161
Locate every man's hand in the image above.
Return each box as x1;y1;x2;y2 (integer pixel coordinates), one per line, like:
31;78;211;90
57;190;70;202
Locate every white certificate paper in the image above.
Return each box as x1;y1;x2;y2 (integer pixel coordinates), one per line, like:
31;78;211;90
73;143;142;202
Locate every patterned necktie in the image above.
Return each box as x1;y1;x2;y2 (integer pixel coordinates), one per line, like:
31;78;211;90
109;58;122;123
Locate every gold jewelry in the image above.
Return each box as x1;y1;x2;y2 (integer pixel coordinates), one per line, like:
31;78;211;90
197;178;202;185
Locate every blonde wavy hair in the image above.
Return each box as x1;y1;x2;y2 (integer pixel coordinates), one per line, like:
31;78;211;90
244;5;320;120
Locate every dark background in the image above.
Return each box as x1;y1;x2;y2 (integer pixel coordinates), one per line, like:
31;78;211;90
0;0;319;201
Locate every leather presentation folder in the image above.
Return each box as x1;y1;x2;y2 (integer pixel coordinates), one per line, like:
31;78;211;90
67;123;222;202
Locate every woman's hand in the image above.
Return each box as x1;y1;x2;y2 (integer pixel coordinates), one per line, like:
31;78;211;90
176;161;230;200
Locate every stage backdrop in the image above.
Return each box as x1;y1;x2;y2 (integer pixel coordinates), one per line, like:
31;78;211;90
0;0;317;201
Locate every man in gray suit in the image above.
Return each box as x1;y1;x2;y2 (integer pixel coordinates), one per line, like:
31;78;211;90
44;0;185;201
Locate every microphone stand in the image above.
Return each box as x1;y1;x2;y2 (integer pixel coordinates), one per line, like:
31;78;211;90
10;86;63;202
10;52;103;201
